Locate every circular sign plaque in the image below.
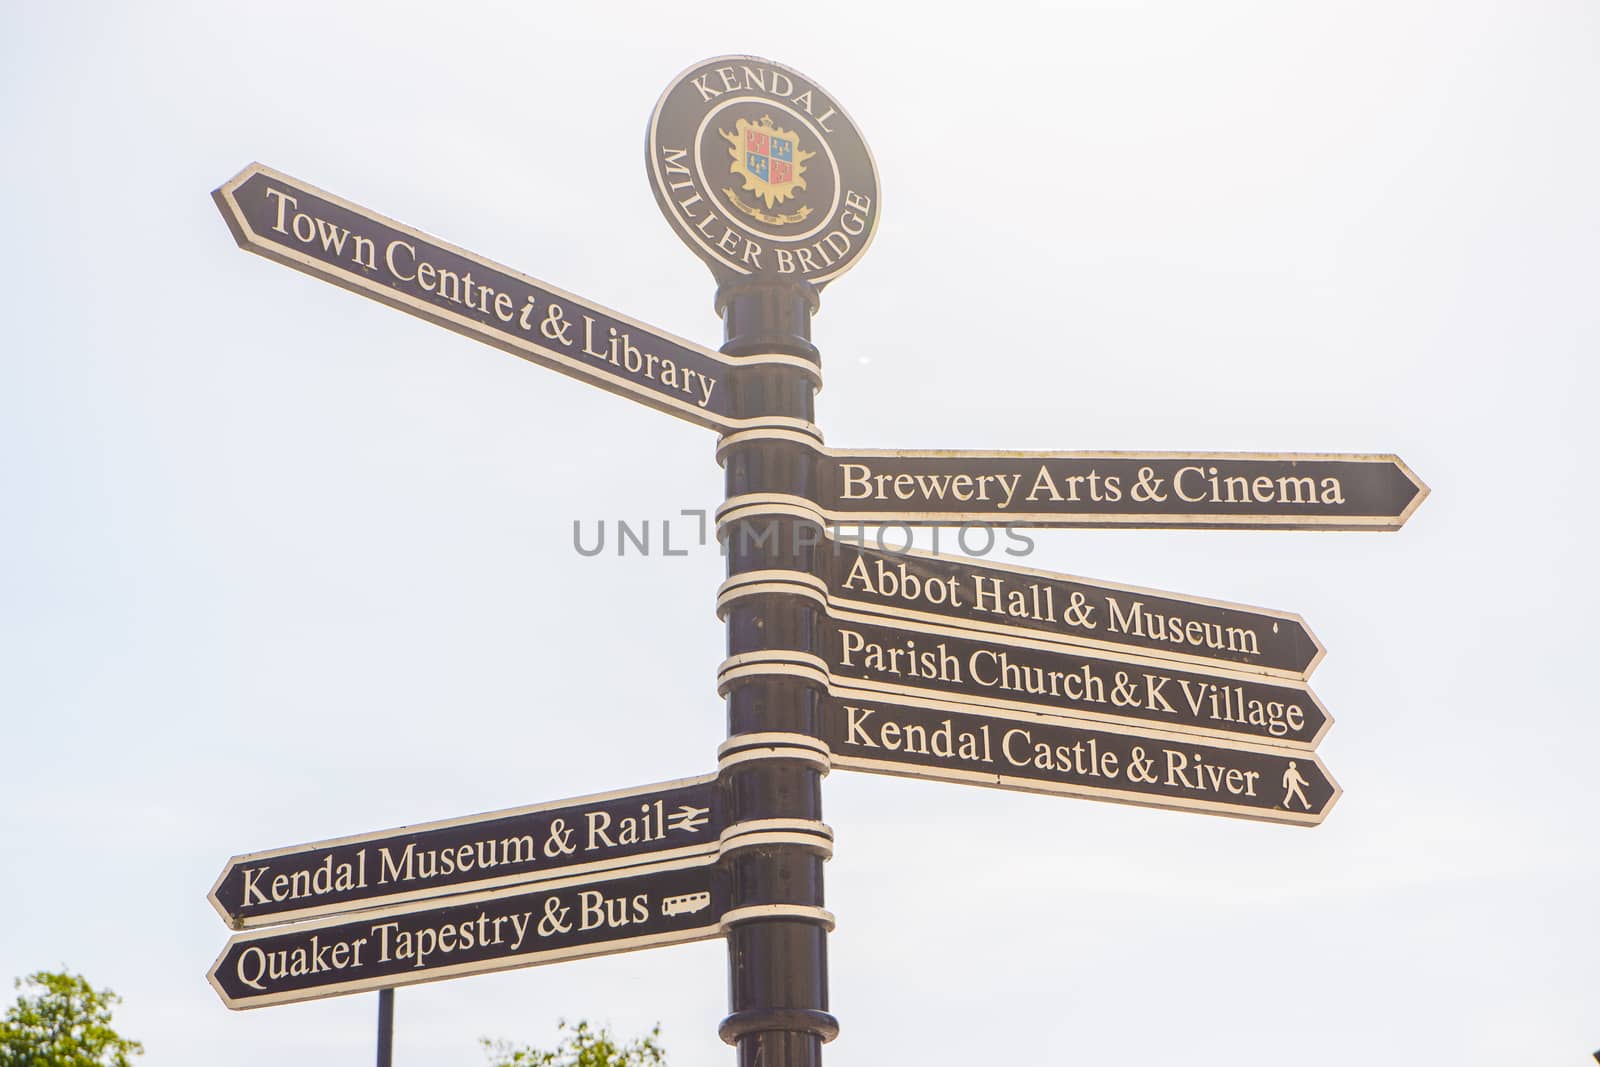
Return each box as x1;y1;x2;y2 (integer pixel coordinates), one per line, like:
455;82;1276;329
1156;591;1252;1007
647;55;880;287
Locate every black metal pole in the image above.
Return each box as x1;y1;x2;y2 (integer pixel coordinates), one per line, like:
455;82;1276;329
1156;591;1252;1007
376;988;394;1067
715;276;837;1067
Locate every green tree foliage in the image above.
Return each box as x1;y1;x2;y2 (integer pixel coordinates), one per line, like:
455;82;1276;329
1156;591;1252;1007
0;971;143;1067
482;1019;666;1067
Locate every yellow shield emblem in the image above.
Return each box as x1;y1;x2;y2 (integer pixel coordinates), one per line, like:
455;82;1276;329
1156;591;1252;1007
720;116;815;225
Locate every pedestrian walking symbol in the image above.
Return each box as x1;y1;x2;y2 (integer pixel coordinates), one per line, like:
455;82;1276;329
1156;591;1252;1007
1282;760;1312;810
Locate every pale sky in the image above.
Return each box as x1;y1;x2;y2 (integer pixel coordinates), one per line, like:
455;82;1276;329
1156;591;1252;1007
2;2;1596;1064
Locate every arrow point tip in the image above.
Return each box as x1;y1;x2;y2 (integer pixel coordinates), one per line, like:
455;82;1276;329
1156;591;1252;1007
1393;456;1431;524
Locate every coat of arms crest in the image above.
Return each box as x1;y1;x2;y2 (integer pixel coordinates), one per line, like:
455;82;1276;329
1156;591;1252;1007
720;116;815;225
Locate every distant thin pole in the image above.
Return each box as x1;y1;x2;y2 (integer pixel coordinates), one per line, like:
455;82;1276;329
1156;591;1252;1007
376;988;394;1067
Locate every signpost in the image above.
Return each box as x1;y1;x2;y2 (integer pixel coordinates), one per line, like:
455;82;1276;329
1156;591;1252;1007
813;693;1338;825
205;49;1424;1067
213;164;819;435
719;443;1428;530
209;861;727;1009
210;775;721;929
733;536;1325;678
648;53;884;1067
807;615;1330;749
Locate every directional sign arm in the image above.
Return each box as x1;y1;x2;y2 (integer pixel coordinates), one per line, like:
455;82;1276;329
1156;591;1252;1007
815;693;1339;826
209;862;727;1009
718;436;1428;530
802;538;1324;679
209;775;723;929
807;613;1331;749
213;164;816;433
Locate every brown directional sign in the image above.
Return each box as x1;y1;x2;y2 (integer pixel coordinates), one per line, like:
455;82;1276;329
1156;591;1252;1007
814;692;1338;826
811;538;1322;679
213;164;813;433
210;775;721;929
209;861;726;1009
818;448;1427;529
824;616;1329;749
724;441;1427;529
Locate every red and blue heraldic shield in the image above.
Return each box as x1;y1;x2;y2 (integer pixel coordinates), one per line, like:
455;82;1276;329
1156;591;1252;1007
745;128;795;185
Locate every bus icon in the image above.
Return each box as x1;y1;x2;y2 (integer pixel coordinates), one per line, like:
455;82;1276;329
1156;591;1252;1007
661;891;711;917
